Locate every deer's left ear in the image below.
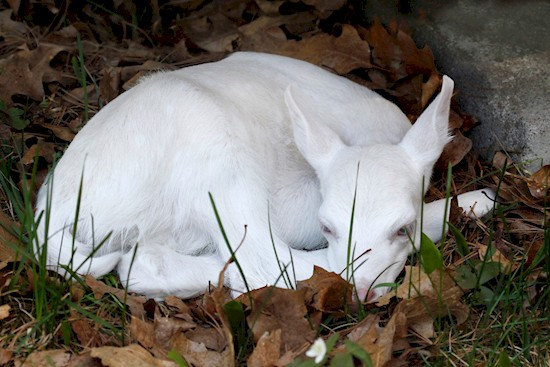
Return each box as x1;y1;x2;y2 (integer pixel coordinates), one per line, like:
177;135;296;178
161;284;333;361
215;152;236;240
399;75;454;180
285;85;345;174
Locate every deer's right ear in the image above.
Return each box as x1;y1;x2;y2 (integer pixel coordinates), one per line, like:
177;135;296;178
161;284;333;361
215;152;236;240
399;75;454;180
285;85;345;173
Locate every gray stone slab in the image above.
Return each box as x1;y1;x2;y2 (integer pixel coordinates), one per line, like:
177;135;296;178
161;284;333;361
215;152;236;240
364;0;550;171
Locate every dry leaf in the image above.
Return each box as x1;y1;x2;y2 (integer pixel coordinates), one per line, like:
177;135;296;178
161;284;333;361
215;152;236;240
437;130;472;170
20;141;58;165
0;348;13;365
247;329;282;367
527;165;550;199
0;304;10;319
396;29;436;75
129;316;155;348
254;0;284;14
64;85;99;106
347;314;380;343
477;244;514;273
99;67;121;103
90;344;176;367
183;13;238;53
364;19;400;75
154;314;197;349
393;266;469;339
186;327;227;353
0;211;18;263
70;310;99;347
347;312;401;367
85;275;146;317
421;73;441;108
239;15;299;37
0;9;26;35
17;350;71;367
171;333;234;367
297;266;351;312
39;122;76;142
302;0;347;13
241;287;315;352
164;296;192;318
492;151;514;171
241;24;372;75
66;353;102;367
0;43;68;103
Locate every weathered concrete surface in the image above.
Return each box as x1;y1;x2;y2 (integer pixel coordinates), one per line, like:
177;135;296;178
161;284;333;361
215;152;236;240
364;0;550;171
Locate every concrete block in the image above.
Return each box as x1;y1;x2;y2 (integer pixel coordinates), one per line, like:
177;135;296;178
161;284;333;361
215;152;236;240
364;0;550;171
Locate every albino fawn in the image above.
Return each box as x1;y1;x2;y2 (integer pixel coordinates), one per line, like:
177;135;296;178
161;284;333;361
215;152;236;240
35;52;494;300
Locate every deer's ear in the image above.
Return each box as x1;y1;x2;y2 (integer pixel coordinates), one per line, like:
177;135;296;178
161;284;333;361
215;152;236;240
285;85;345;173
399;75;454;180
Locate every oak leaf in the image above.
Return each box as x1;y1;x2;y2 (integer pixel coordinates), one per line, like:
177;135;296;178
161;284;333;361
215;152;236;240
241;24;372;75
240;287;315;352
0;43;68;104
247;329;282;367
17;350;71;367
90;344;176;367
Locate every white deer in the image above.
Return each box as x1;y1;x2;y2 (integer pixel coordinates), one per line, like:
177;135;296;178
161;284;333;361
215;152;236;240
35;52;494;301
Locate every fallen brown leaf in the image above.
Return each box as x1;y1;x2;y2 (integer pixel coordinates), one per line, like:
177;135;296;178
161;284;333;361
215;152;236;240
527;165;550;199
345;312;403;367
63;85;99;106
437;130;473;169
182;12;238;53
396;29;436;75
241;287;315;352
99;67;121;103
421;73;441;109
247;329;282;367
0;348;13;365
39;122;76;142
241;24;373;75
70;310;99;347
20;141;58;165
164;295;193;320
90;344;176;367
254;0;284;14
0;304;10;319
129;316;155;349
16;350;71;367
85;275;146;317
477;244;514;273
0;9;26;35
0;211;18;263
297;266;351;312
347;314;380;347
66;353;102;367
394;266;469;339
492;151;514;171
171;333;234;367
302;0;347;14
154;314;197;350
0;43;68;104
186;327;227;353
364;19;400;76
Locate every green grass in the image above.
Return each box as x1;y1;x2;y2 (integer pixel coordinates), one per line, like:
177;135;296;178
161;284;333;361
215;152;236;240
0;151;128;356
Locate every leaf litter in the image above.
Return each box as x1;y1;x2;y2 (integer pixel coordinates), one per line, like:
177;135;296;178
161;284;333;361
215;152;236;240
0;1;548;366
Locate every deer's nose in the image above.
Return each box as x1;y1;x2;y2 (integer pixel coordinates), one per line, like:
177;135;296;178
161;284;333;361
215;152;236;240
354;284;379;303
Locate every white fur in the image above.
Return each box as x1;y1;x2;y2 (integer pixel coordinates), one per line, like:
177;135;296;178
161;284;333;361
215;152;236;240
34;52;494;300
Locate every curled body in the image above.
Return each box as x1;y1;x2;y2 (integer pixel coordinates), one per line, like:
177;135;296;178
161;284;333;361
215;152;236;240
35;52;494;300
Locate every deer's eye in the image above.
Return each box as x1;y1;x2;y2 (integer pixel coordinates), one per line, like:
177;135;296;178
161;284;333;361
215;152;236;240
397;223;415;237
321;224;333;236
